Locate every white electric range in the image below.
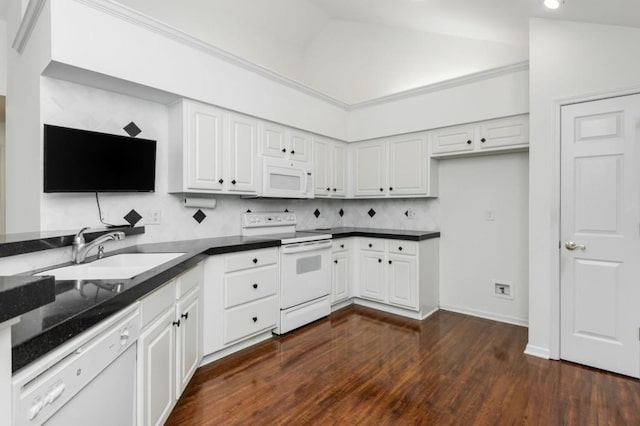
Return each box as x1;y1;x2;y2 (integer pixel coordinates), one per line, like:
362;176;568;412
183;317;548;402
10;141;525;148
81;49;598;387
241;212;332;334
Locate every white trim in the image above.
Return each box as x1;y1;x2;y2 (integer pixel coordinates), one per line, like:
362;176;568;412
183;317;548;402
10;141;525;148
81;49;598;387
11;0;47;54
331;299;354;312
20;0;530;112
353;298;437;320
199;331;273;367
350;61;530;110
548;84;640;361
524;344;551;359
439;304;528;327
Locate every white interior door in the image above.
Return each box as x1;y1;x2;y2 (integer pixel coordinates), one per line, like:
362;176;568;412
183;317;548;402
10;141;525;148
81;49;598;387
560;94;640;378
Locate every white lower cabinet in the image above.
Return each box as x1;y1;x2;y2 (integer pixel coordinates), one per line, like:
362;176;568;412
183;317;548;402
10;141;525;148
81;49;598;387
137;263;203;426
331;239;353;304
359;251;386;302
203;248;280;357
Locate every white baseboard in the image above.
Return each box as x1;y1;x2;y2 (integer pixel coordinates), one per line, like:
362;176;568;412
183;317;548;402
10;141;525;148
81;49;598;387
353;298;425;320
331;298;354;312
439;304;528;327
200;331;274;367
524;344;551;359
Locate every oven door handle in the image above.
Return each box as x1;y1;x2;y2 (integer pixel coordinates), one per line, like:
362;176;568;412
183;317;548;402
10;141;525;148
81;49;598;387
281;240;332;254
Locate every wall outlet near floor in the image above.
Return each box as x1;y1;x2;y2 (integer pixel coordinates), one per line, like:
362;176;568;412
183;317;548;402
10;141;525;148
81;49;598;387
406;209;417;220
485;209;495;221
494;282;513;299
145;210;161;225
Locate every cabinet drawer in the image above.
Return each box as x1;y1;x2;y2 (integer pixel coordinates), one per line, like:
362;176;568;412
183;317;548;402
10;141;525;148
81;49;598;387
224;248;278;273
332;239;351;253
176;263;202;299
223;296;278;344
224;265;278;308
359;238;385;252
388;241;417;255
140;280;176;330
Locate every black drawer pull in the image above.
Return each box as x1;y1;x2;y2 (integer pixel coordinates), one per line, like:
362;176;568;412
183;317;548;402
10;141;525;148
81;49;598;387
334;259;338;264
181;312;189;320
467;140;472;145
388;260;392;264
340;244;344;248
333;188;337;191
231;179;237;185
252;316;258;323
398;246;403;251
252;258;258;264
379;188;383;192
378;258;382;263
282;148;287;153
368;243;372;248
252;283;258;289
326;187;330;191
389;187;393;191
172;320;181;327
481;137;486;143
218;178;224;184
291;150;295;154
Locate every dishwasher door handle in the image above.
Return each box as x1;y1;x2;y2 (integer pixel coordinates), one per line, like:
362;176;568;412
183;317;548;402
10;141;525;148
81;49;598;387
281;240;332;254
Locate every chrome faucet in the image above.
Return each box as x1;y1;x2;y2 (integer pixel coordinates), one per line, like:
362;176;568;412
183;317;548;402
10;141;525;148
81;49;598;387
72;227;125;264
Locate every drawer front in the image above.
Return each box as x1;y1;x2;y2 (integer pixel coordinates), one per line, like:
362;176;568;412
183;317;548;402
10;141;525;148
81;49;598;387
176;263;202;299
359;238;385;252
332;238;351;253
224;248;278;273
224;265;278;308
388;241;417;255
140;280;176;330
223;296;278;344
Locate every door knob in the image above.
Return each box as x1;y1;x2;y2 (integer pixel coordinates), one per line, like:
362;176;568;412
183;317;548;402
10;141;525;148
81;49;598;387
565;241;586;251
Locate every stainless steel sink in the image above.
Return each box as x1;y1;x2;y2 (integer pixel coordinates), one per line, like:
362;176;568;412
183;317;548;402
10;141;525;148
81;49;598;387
35;252;186;280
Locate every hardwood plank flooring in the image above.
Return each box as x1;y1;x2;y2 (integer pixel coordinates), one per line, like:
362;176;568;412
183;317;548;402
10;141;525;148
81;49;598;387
167;306;640;425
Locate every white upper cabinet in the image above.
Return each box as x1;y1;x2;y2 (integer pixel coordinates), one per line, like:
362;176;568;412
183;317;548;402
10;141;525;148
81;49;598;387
261;122;312;163
313;136;346;197
352;133;437;198
226;113;260;194
430;115;528;158
169;100;260;195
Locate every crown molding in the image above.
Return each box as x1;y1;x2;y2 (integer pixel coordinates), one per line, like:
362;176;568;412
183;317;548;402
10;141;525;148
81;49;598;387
14;0;529;112
11;0;47;54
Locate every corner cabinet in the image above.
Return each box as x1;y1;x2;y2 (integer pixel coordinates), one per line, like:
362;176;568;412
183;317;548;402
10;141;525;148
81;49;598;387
314;136;347;197
430;115;528;158
352;133;437;198
137;263;203;426
168;99;260;195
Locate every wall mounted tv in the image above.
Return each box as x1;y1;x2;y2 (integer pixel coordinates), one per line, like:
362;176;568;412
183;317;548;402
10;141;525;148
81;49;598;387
43;124;157;193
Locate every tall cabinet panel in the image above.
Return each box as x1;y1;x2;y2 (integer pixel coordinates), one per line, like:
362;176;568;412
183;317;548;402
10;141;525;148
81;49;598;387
388;135;428;196
313;136;347;198
353;141;387;197
227;113;260;194
313;138;330;196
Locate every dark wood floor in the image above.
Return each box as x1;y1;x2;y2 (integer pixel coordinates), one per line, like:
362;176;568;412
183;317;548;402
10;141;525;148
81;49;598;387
167;306;640;425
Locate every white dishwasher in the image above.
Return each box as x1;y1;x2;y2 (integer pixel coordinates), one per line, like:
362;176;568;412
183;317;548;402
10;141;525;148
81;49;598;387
12;304;140;426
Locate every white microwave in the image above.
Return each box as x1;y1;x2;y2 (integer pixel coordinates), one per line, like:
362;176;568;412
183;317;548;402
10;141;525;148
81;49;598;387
262;157;314;199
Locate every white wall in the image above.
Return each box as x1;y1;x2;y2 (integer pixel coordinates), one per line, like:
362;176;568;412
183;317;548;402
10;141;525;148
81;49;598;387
302;20;527;104
439;152;529;325
528;19;640;357
0;19;7;95
347;68;529;141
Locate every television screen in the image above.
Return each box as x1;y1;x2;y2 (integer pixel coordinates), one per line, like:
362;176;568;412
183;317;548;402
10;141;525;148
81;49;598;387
43;124;157;193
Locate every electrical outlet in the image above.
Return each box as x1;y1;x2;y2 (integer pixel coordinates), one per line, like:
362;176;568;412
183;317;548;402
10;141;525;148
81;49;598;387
145;210;161;225
485;209;495;221
407;209;417;220
494;282;513;299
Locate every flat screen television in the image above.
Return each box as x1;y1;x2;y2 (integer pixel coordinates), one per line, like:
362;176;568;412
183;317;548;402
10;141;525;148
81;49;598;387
43;124;157;193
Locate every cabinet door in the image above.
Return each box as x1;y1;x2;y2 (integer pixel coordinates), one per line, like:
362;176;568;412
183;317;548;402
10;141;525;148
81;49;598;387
227;113;259;193
332;143;347;197
186;102;224;191
359;252;385;301
478;116;529;151
261;122;287;159
388;135;427;196
138;308;176;426
353;141;387;197
313;137;330;196
388;254;418;310
332;253;349;303
431;124;476;156
289;130;312;163
175;289;200;398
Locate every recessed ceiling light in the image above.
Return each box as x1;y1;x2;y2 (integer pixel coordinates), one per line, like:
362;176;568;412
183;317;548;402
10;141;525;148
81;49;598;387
544;0;563;9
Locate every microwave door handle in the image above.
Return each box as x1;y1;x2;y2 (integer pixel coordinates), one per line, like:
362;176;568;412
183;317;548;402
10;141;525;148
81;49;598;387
281;240;332;254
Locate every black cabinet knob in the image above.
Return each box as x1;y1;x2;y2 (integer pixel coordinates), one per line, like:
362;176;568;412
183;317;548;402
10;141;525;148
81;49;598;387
389;187;393;191
252;283;258;289
340;244;344;248
398;246;403;251
326;187;330;191
368;243;372;248
291;150;295;154
231;179;237;185
378;258;382;263
379;188;383;192
172;320;181;327
388;260;392;264
218;178;224;184
181;312;189;320
252;316;258;323
252;258;258;264
282;148;287;153
333;188;337;191
334;259;338;264
481;138;486;143
466;140;472;145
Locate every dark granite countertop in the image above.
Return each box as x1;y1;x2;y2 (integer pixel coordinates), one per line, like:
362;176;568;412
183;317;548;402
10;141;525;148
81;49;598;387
305;227;440;241
0;226;145;258
0;276;56;324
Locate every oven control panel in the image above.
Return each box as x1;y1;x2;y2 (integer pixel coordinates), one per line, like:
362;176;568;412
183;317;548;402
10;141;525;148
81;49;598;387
242;212;296;228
